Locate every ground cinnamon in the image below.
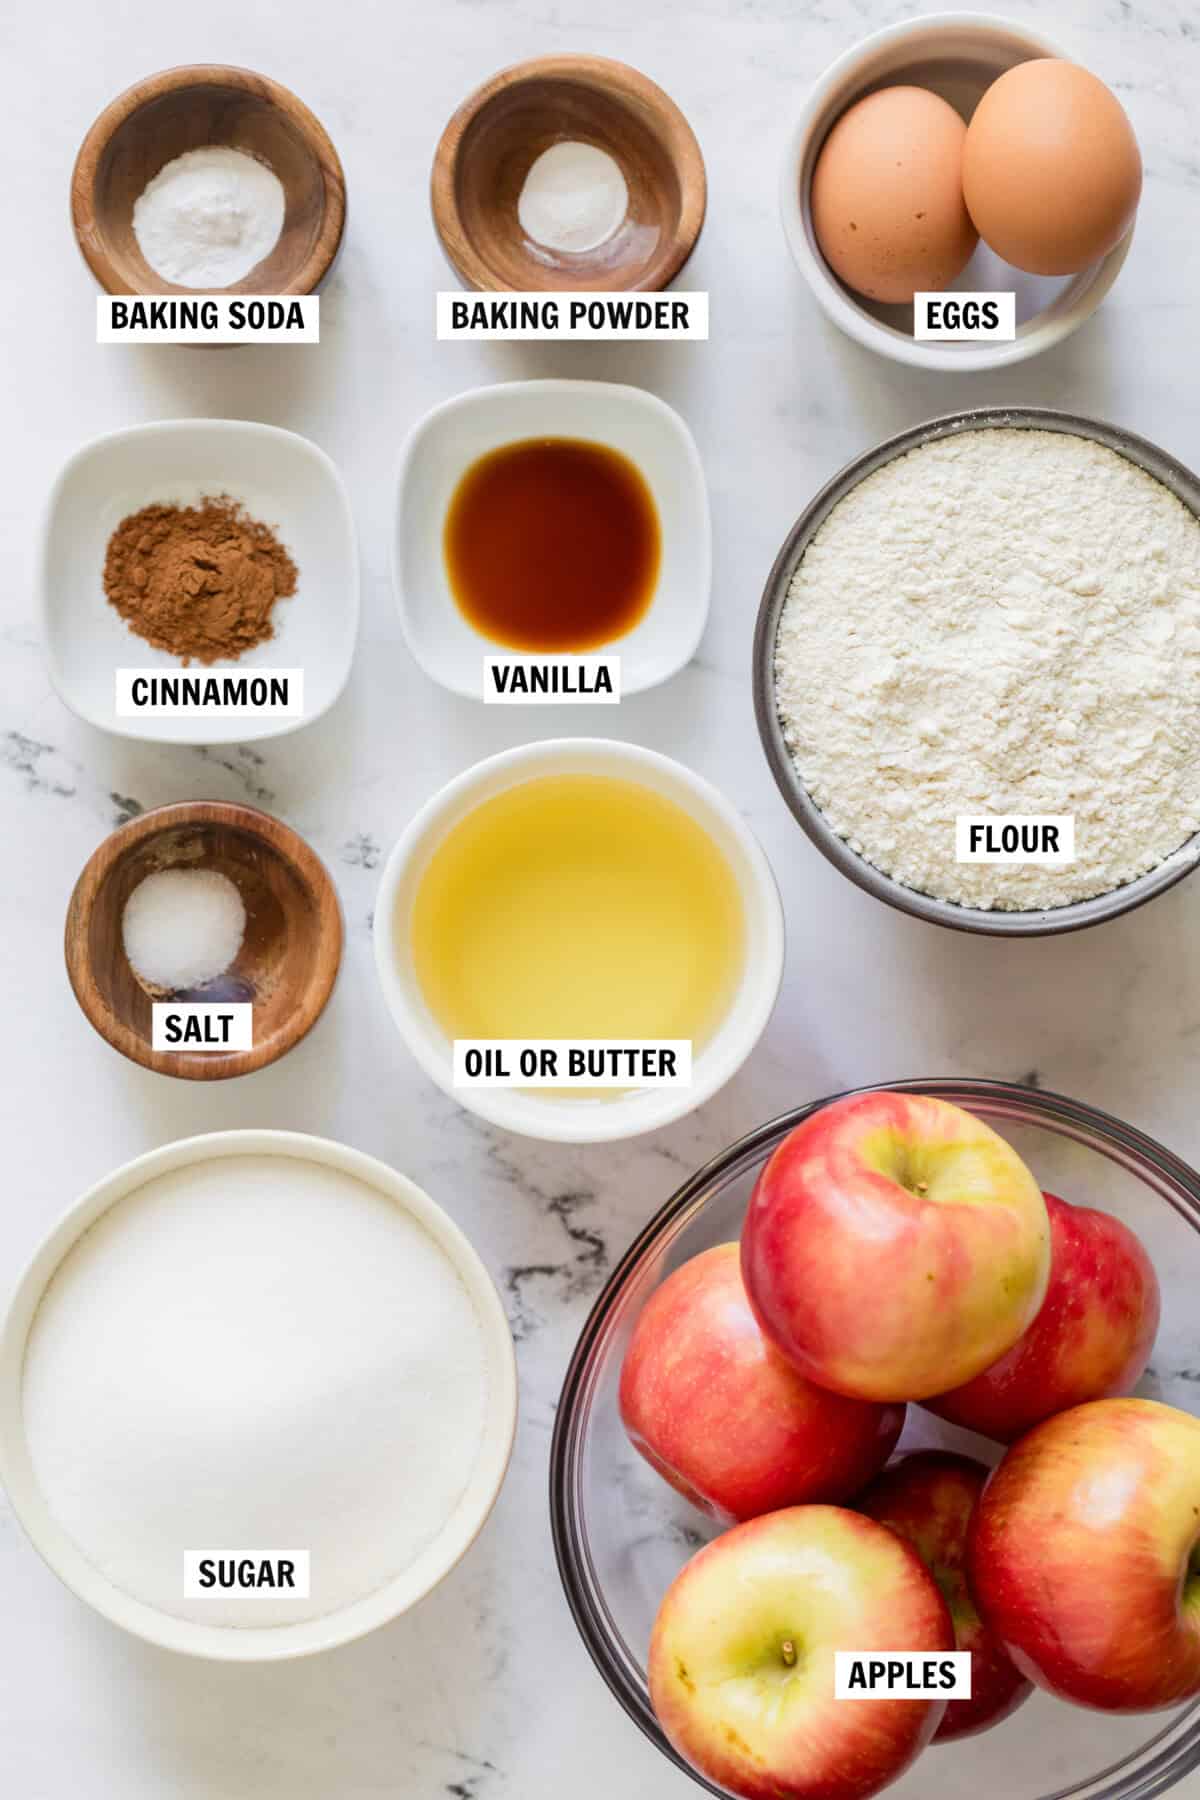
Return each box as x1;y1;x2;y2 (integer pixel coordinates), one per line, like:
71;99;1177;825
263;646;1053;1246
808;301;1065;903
103;497;298;666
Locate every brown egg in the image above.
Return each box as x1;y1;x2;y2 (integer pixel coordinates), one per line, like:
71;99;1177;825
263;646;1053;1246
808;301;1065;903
963;60;1141;276
810;86;978;304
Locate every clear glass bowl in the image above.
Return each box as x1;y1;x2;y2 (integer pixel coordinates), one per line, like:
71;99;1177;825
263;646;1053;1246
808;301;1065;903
550;1080;1200;1800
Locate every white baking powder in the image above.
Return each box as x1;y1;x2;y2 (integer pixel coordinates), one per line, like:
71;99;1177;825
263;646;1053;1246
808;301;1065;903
122;867;246;991
776;428;1200;909
132;146;286;289
517;141;628;255
22;1156;490;1627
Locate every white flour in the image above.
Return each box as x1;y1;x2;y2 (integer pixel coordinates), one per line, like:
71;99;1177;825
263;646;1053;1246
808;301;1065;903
133;146;285;289
22;1156;489;1628
775;428;1200;910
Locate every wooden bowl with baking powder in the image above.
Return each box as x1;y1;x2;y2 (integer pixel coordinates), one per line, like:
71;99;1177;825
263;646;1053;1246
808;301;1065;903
71;64;346;296
65;801;343;1080
431;55;706;292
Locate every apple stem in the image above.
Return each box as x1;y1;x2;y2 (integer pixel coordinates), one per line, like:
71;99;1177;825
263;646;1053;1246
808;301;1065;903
780;1639;797;1668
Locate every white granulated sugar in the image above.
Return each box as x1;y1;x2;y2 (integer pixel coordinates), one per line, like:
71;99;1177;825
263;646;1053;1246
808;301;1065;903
133;145;285;289
22;1156;489;1628
775;428;1200;910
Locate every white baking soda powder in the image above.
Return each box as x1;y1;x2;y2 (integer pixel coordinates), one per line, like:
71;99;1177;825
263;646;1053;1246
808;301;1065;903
21;1156;489;1627
132;146;286;289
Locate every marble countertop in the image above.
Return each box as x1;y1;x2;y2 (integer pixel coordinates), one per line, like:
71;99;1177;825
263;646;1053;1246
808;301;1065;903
4;0;1200;1795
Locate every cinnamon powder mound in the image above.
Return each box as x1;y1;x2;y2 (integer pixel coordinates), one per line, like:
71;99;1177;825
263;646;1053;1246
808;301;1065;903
103;497;298;666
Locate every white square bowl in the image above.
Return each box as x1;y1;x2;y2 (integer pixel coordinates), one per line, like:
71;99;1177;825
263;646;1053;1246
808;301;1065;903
394;380;711;699
41;420;358;745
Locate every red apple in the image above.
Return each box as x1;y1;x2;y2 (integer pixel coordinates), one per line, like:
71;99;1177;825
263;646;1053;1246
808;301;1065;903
858;1451;1031;1740
969;1398;1200;1711
619;1244;904;1524
741;1092;1051;1401
649;1505;954;1800
926;1192;1160;1441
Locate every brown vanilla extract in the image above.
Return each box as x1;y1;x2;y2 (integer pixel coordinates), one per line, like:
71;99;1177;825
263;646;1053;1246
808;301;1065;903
443;437;661;652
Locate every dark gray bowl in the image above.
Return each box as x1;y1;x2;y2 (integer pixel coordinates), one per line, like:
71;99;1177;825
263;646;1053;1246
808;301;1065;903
753;406;1200;937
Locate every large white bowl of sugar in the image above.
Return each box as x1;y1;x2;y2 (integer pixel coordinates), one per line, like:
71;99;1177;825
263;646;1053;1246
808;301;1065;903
0;1130;517;1660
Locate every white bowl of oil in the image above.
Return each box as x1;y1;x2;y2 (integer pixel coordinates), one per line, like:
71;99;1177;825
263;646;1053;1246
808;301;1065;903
373;740;785;1144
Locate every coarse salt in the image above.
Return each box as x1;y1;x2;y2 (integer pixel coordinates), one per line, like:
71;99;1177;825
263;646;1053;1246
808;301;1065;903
122;867;246;992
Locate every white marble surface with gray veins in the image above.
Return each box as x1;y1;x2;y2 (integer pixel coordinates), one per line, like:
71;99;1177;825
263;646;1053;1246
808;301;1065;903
4;0;1200;1795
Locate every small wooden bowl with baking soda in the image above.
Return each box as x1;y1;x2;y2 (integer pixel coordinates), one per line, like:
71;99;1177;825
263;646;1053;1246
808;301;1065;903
71;64;346;296
65;802;343;1080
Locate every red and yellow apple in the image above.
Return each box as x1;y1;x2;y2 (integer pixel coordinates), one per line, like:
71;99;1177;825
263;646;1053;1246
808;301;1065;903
858;1450;1031;1740
969;1398;1200;1711
741;1092;1051;1401
619;1244;905;1523
649;1505;954;1800
927;1192;1160;1441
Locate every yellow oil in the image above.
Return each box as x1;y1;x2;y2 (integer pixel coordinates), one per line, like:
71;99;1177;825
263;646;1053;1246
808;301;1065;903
409;774;745;1082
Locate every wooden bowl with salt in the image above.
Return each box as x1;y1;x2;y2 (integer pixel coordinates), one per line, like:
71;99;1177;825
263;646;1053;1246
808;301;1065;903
65;801;342;1081
71;64;346;296
432;54;707;292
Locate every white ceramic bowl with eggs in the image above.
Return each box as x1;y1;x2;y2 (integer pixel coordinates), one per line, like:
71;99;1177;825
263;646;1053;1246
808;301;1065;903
0;1130;517;1661
394;379;711;699
373;738;785;1144
781;13;1134;371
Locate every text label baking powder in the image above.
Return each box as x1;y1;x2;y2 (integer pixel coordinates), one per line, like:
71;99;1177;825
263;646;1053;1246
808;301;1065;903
436;292;708;342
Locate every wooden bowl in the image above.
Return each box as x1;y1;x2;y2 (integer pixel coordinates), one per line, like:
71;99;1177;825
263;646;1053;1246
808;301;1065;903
71;64;346;296
65;801;343;1080
431;55;706;292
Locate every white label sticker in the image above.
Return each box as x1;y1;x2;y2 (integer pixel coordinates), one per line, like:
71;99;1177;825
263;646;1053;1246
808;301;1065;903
914;292;1016;341
453;1040;692;1088
183;1551;311;1599
98;296;319;344
955;815;1075;863
835;1652;972;1700
436;291;708;341
115;669;304;718
483;656;621;704
152;1004;253;1052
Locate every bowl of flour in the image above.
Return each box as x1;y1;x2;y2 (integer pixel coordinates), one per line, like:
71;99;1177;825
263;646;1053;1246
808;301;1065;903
0;1132;517;1659
755;408;1200;935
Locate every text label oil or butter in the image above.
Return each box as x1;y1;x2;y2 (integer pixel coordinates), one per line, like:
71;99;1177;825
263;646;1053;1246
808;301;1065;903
453;1040;692;1088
